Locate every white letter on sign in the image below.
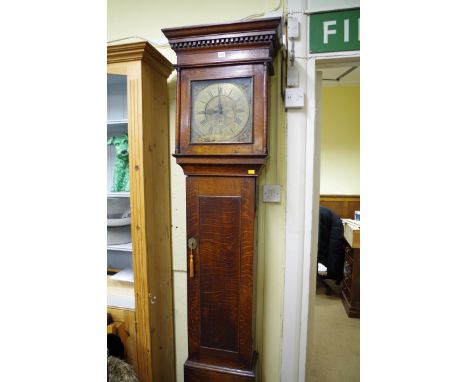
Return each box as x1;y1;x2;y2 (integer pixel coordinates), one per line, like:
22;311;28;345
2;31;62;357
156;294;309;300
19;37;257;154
323;20;337;44
344;19;349;42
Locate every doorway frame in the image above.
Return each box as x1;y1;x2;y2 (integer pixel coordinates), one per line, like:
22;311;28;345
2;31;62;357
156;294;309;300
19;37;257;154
281;50;360;382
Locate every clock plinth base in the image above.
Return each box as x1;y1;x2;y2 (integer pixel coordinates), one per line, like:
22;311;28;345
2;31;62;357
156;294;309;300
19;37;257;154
184;353;258;382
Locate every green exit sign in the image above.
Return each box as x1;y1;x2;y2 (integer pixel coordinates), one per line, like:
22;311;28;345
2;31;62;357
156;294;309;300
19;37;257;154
309;8;360;53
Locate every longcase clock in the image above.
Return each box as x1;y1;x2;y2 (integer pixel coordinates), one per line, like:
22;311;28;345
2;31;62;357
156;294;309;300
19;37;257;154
163;17;281;381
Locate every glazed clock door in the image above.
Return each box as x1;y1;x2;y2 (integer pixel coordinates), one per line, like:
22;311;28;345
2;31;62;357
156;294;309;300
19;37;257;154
186;176;256;370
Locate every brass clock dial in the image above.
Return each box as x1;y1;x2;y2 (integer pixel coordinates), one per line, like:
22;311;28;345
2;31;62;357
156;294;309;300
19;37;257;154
191;77;253;143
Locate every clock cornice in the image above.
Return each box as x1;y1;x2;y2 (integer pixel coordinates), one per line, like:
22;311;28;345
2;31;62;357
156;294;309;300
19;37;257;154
162;17;281;73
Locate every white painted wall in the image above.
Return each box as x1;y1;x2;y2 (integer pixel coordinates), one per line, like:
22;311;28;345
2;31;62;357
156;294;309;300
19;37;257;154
307;0;359;12
282;0;322;381
281;5;310;374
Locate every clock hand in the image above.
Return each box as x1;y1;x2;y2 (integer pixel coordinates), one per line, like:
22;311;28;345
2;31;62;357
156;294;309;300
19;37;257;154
205;108;218;115
218;96;223;115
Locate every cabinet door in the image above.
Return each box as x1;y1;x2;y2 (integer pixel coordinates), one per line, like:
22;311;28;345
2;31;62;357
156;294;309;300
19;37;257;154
186;176;256;369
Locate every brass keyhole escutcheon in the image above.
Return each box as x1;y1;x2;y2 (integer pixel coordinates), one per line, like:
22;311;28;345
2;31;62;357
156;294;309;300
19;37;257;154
188;237;197;250
188;237;197;278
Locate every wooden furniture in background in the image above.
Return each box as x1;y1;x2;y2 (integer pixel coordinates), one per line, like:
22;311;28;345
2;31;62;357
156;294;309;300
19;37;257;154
341;225;360;318
320;195;360;219
320;196;360;317
107;42;175;382
163;17;281;381
107;307;137;366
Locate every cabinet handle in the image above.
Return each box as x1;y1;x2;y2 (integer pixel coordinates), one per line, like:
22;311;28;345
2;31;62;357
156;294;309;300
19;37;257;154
149;293;157;304
188;237;197;278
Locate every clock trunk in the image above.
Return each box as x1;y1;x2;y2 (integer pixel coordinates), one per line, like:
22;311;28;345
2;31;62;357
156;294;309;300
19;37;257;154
185;176;257;381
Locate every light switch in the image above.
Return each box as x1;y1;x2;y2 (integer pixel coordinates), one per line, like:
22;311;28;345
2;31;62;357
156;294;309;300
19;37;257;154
285;88;304;108
263;185;281;203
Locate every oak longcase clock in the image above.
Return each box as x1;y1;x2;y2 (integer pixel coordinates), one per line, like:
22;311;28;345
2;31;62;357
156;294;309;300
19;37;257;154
163;17;281;381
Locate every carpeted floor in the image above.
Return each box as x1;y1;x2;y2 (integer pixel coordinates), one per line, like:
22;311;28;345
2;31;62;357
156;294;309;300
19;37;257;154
309;281;360;382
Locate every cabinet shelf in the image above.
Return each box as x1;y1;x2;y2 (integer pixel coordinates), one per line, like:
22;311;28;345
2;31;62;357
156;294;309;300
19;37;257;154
107;119;128;125
110;267;134;283
107;275;135;309
107;120;128;137
107;242;132;252
107;192;130;198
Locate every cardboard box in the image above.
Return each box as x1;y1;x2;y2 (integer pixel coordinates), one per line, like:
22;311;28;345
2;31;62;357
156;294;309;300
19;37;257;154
344;221;360;248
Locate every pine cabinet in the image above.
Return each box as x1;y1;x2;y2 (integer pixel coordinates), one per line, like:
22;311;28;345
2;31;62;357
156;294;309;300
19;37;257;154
107;42;175;382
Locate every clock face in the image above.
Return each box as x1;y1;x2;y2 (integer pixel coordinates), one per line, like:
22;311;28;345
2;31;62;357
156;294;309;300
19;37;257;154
191;77;253;143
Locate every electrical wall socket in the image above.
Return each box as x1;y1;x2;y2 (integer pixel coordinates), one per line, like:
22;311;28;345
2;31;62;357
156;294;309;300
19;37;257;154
263;185;281;203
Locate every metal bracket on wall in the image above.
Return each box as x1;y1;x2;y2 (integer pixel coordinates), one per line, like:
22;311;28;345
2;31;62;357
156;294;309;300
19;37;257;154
322;66;358;82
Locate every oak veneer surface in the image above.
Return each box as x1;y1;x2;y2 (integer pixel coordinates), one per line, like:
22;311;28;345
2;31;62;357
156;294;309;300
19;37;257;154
320;195;360;219
199;196;241;351
186;176;256;370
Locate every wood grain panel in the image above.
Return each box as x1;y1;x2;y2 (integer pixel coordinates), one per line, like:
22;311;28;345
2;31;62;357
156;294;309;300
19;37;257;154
125;60;154;382
238;179;255;366
141;59;176;382
320;195;360;219
199;196;241;351
186;176;256;370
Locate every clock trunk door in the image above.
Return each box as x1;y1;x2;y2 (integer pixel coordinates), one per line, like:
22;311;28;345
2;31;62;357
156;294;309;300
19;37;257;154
186;176;256;369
